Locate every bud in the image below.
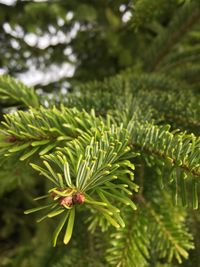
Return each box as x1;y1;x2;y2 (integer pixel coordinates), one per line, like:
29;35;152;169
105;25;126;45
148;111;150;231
50;191;57;200
73;192;85;205
6;135;17;143
50;188;64;200
60;196;73;207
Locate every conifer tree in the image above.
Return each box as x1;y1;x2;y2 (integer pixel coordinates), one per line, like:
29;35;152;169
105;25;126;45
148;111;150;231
0;1;200;267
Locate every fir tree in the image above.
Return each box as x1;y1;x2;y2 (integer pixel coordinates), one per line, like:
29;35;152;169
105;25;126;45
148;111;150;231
0;1;200;267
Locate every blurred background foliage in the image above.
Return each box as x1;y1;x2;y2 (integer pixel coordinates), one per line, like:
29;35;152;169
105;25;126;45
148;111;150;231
0;0;185;87
0;0;200;267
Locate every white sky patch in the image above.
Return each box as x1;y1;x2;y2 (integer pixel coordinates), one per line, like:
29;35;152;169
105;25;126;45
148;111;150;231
18;63;75;87
3;23;24;38
3;23;12;33
3;17;79;50
64;47;76;62
64;47;73;56
48;25;57;35
70;22;80;38
68;54;76;63
57;18;65;27
61;87;68;95
66;11;74;21
10;39;20;50
119;4;126;13
0;68;6;75
25;23;78;49
0;0;52;5
33;0;49;2
122;11;132;23
0;0;16;5
24;33;38;46
2;19;79;86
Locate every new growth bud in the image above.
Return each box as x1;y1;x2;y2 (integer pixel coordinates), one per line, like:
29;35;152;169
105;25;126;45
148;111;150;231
60;196;73;207
50;188;85;208
6;135;17;143
73;192;85;204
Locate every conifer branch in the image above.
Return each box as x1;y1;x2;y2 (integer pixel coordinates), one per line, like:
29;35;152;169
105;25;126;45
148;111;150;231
130;0;177;30
106;210;149;267
0;106;100;160
0;0;200;265
128;121;200;178
0;75;40;108
160;44;200;71
145;2;200;71
137;194;194;263
107;194;193;266
25;125;138;245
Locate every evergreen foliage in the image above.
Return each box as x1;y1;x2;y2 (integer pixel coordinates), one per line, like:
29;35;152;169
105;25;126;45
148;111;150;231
0;1;200;267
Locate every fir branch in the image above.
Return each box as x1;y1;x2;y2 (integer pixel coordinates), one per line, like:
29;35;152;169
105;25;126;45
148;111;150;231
169;64;200;83
160;44;200;71
0;75;40;108
128;121;200;178
46;74;200;133
137;194;194;263
131;0;177;29
125;89;200;132
0;106;100;161
77;72;188;95
145;1;200;71
25;125;138;245
106;209;149;267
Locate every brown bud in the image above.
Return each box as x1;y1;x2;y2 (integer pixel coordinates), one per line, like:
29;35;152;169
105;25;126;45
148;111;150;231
50;191;57;200
73;192;85;205
6;135;17;143
60;196;73;207
50;188;63;200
